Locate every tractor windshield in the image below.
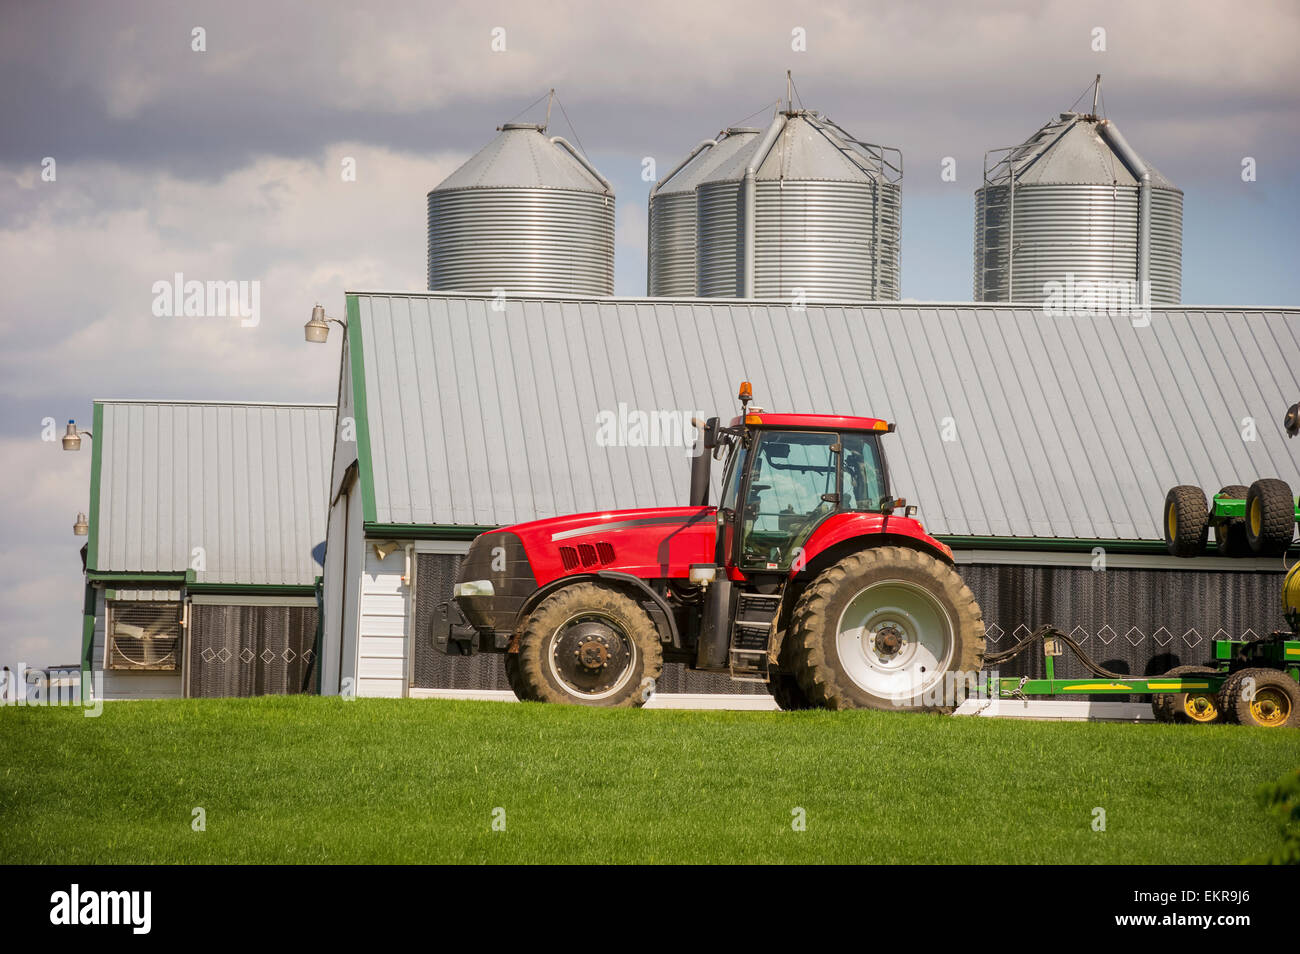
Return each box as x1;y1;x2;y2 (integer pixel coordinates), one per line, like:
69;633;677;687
739;430;840;569
735;429;889;570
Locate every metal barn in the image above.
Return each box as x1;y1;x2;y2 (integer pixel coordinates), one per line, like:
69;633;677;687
319;292;1300;701
80;400;335;700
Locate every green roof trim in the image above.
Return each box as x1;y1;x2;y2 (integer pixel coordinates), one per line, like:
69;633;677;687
85;401;104;572
346;294;378;525
364;523;494;541
184;583;317;595
937;535;1170;554
86;571;188;583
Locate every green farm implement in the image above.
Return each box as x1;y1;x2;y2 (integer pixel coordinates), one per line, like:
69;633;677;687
985;624;1300;728
985;402;1300;728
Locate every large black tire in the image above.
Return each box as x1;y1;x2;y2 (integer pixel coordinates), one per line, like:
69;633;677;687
1151;665;1223;724
1245;479;1295;557
515;582;662;707
1221;668;1300;728
767;673;813;711
1164;485;1208;557
1212;485;1251;557
788;546;985;712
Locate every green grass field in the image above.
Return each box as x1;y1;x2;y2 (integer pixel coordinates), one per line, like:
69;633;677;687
2;697;1297;864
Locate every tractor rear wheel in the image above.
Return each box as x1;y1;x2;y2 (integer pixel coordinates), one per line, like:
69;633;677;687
788;546;984;712
1164;486;1208;557
1212;485;1251;557
515;582;662;707
767;673;812;711
1151;665;1223;724
1245;479;1295;556
1222;668;1300;728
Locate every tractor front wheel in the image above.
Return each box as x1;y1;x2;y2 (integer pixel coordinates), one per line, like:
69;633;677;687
515;583;662;707
788;546;985;712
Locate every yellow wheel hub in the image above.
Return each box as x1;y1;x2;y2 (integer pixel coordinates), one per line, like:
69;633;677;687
1249;499;1261;536
1249;688;1291;728
1182;693;1219;723
1167;506;1177;539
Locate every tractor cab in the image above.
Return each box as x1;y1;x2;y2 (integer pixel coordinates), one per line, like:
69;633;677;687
694;384;909;575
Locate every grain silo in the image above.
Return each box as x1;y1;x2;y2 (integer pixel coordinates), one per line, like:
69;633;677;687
695;110;902;301
647;128;760;296
427;122;615;296
974;91;1183;304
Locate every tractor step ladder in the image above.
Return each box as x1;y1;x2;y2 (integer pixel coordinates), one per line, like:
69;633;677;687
729;592;780;683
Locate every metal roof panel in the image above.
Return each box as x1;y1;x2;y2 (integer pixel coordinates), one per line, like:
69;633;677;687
94;401;334;585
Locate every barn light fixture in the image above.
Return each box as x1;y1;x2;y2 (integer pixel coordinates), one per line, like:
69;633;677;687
62;420;92;451
73;512;88;536
304;304;345;344
372;540;400;561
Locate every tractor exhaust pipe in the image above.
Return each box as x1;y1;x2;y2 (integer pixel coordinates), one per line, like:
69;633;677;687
689;417;719;507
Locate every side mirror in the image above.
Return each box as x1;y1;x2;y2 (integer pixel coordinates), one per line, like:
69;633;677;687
703;416;720;449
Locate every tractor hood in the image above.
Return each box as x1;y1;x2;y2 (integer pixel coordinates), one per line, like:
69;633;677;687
490;505;718;587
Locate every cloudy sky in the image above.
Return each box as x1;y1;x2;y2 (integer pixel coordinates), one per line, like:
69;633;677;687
3;0;1298;668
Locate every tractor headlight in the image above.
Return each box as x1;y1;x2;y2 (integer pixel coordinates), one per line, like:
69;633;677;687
453;580;495;598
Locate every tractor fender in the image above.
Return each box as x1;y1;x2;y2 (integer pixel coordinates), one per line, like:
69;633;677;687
794;512;954;577
514;571;681;648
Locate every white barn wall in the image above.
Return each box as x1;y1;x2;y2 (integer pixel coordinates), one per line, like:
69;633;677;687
355;545;411;698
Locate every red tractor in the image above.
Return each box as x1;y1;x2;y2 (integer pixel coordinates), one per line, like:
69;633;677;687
438;383;985;711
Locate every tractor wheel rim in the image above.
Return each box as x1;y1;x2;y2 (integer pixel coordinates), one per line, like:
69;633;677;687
547;612;637;700
1249;688;1290;727
1167;505;1177;540
835;579;955;701
1183;693;1218;722
1249;499;1261;536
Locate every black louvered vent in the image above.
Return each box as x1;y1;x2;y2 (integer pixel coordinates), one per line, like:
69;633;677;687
559;542;617;570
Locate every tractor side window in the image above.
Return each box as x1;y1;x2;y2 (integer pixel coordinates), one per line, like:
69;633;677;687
840;432;887;511
740;431;838;569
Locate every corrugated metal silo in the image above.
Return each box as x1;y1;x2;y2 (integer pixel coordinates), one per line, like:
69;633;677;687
974;109;1183;304
647;128;760;296
695;111;903;301
427;122;615;296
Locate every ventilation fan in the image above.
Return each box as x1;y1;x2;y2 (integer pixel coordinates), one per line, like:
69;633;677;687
107;602;181;671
